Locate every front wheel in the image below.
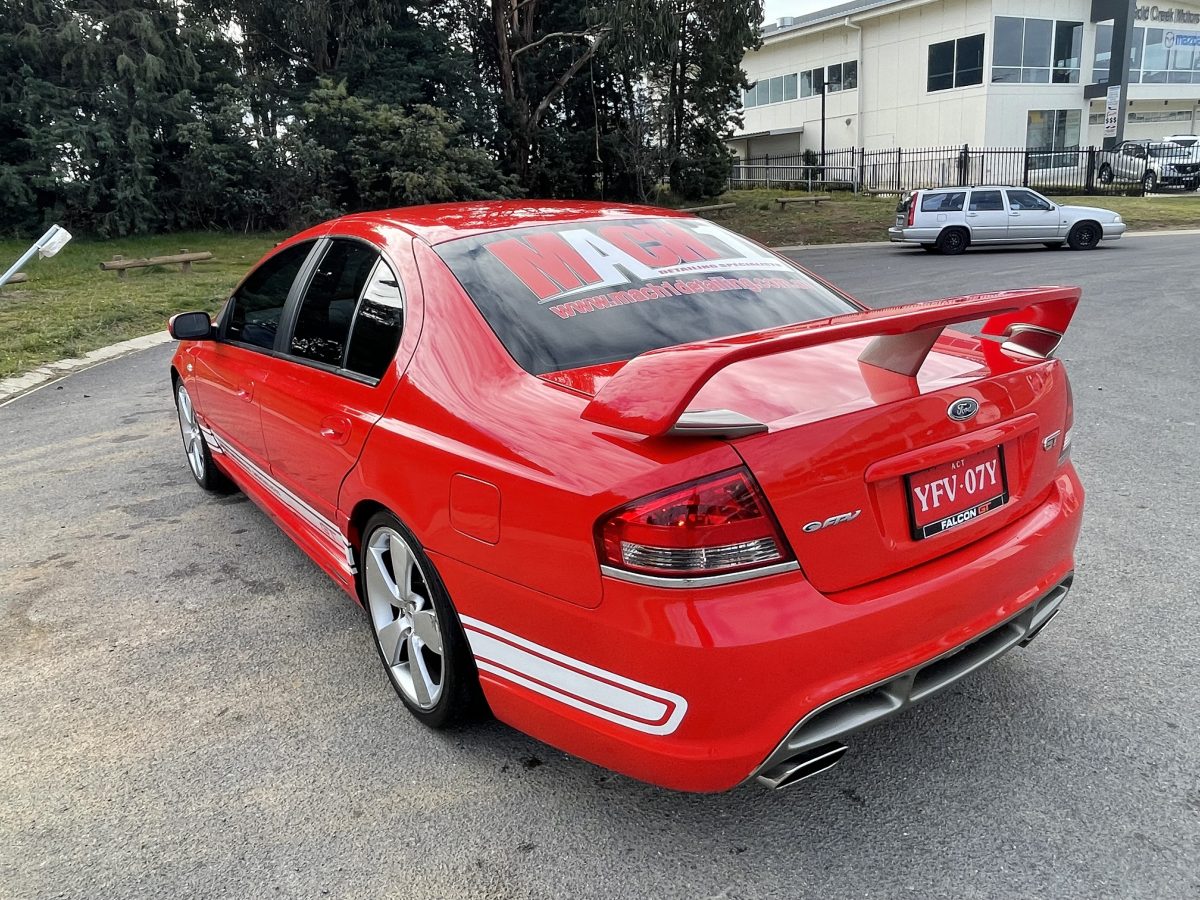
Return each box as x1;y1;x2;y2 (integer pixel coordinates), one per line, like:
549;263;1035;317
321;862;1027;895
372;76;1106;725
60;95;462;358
361;512;482;729
174;381;235;493
1067;222;1101;251
1142;170;1158;192
1098;164;1114;185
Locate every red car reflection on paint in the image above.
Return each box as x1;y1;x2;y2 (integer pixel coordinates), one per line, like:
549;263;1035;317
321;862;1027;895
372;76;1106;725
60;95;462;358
168;202;1083;792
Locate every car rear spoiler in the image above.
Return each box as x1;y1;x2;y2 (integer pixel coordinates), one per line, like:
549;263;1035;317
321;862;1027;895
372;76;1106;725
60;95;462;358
580;286;1081;437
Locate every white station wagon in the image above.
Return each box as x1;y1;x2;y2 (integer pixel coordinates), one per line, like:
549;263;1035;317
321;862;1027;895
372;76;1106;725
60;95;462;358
889;186;1127;255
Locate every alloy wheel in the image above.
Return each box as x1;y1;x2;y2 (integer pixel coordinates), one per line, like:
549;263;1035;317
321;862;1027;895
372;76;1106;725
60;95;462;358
176;383;205;480
365;527;444;710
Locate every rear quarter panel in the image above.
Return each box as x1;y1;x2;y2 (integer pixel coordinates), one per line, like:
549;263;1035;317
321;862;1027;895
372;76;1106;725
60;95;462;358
338;240;744;609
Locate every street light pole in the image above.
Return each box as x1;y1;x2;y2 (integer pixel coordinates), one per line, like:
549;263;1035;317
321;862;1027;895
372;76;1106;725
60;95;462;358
819;70;827;168
0;224;73;289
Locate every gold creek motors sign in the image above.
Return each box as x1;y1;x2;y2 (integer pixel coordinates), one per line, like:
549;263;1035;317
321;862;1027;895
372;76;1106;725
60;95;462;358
1135;4;1200;24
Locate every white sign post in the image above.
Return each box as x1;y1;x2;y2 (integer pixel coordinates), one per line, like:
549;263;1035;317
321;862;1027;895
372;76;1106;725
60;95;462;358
1103;85;1122;140
0;224;74;289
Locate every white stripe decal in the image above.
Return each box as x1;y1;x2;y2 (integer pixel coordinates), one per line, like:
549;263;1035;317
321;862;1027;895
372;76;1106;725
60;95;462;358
460;615;687;735
205;425;356;575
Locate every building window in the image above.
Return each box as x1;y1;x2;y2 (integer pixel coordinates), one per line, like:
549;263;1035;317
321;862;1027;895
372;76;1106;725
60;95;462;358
743;73;806;108
928;34;985;92
1090;24;1200;85
826;63;842;92
824;60;858;93
1092;22;1113;84
993;17;1081;83
844;60;858;89
1026;109;1082;170
1052;21;1083;82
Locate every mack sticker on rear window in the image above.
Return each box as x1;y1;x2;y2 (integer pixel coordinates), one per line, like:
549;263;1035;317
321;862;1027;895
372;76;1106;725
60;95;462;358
435;217;857;375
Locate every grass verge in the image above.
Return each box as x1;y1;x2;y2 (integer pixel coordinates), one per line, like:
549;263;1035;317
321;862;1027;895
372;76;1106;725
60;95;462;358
0;232;280;379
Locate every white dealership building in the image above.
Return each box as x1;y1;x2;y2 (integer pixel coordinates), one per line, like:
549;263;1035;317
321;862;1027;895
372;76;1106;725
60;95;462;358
732;0;1200;157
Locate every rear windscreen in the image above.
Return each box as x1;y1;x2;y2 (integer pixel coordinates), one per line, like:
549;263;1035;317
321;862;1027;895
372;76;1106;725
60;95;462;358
434;217;858;375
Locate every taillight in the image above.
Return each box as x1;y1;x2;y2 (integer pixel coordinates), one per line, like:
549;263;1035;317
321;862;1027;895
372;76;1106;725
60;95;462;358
906;192;918;227
1059;375;1074;466
597;467;793;578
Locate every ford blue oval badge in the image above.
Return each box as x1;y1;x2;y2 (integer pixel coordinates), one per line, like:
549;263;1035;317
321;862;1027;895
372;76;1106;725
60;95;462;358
947;398;980;422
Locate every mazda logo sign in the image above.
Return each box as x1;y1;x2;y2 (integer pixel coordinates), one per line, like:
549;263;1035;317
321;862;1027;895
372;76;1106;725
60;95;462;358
947;398;979;422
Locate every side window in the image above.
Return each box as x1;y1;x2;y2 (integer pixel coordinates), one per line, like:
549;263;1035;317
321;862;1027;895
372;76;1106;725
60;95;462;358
921;191;965;212
289;240;379;367
969;190;1005;211
345;260;405;380
1006;190;1052;211
225;241;313;350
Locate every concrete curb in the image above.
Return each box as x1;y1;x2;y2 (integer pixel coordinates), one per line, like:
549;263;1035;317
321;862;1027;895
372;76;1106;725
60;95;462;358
0;331;171;406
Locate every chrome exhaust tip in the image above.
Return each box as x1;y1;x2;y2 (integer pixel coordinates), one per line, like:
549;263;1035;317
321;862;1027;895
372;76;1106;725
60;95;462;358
755;742;847;790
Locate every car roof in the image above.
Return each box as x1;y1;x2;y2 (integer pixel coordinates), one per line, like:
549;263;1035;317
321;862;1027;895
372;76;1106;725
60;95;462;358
921;185;1030;191
322;200;694;245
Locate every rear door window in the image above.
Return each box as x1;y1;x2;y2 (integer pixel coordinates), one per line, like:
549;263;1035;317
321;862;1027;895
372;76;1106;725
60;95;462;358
289;239;379;367
969;190;1005;211
921;192;966;212
434;217;858;375
225;241;314;350
345;261;405;380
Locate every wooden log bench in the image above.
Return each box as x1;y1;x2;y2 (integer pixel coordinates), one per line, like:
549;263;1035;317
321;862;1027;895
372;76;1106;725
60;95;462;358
100;249;213;278
862;189;905;197
678;202;736;217
775;195;832;210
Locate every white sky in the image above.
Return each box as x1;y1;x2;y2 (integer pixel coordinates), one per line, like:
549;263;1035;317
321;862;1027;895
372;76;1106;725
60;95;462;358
763;1;838;23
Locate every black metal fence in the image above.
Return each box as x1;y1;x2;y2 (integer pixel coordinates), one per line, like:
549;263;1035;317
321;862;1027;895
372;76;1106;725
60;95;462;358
730;145;1148;196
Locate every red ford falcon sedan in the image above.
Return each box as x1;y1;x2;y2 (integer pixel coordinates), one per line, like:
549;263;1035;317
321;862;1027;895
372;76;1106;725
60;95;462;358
168;201;1083;792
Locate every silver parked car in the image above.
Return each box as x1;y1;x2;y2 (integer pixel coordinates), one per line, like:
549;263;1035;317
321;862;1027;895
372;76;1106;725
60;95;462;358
888;186;1126;255
1097;140;1200;192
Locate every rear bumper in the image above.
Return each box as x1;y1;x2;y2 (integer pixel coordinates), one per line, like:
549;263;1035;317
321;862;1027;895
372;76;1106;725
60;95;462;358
433;466;1084;793
751;574;1070;788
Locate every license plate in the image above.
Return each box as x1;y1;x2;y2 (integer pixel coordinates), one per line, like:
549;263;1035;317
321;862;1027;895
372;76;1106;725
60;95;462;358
906;446;1008;540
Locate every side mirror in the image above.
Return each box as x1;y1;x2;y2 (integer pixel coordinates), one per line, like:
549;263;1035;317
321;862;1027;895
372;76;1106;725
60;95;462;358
168;311;213;341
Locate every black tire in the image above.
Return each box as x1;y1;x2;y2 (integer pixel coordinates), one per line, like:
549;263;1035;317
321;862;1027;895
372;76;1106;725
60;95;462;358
936;227;969;255
1043;242;1064;250
173;379;236;493
1098;164;1114;185
920;243;937;252
1067;221;1101;251
1185;180;1199;192
1142;170;1157;192
360;511;483;729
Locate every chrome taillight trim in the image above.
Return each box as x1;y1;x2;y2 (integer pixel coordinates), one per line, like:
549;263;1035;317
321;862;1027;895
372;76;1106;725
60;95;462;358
600;560;800;589
619;537;782;572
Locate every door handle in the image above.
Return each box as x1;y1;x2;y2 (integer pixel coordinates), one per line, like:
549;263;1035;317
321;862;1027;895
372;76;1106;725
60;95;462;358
966;212;978;217
1009;212;1020;217
236;381;254;402
319;415;352;445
